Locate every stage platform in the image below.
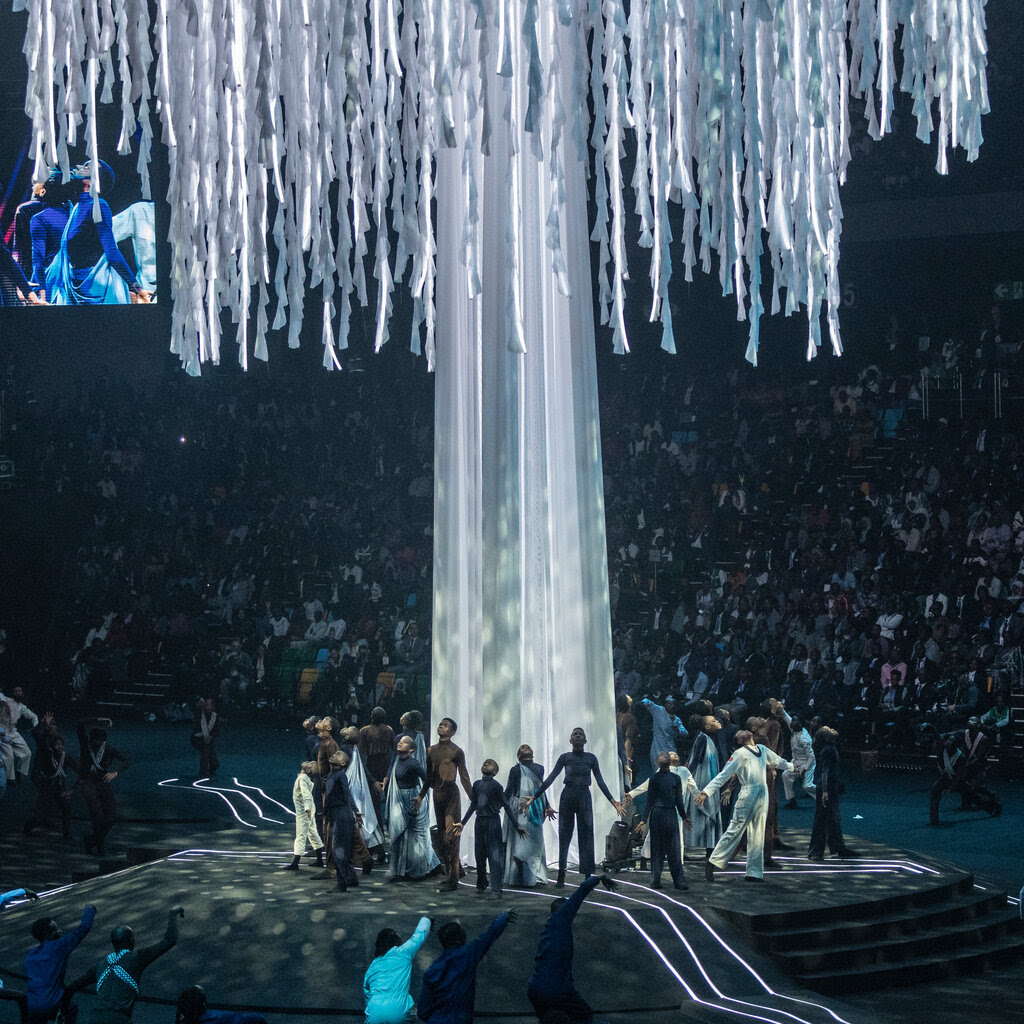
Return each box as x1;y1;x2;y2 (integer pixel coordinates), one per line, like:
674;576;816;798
2;828;1021;1024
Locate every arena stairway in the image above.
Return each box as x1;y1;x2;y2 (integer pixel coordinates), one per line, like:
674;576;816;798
739;870;1024;993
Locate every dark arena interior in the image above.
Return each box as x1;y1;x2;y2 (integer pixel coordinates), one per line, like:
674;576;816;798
1;2;1024;1024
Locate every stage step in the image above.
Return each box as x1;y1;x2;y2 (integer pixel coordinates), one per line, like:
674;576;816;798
791;930;1024;992
751;874;1024;993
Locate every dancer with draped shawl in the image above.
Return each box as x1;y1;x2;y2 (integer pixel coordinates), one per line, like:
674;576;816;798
504;744;554;887
383;735;439;882
686;714;726;877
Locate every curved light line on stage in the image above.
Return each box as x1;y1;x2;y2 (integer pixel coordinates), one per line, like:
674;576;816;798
192;779;285;824
491;878;843;1024
612;877;852;1024
231;778;296;817
157;778;256;827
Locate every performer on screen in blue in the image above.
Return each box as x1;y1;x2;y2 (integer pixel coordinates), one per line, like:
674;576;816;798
45;161;153;305
29;176;73;292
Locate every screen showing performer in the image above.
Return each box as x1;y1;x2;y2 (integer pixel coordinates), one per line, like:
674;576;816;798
0;109;157;309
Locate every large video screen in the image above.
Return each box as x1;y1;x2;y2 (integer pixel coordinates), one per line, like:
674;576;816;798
1;107;156;308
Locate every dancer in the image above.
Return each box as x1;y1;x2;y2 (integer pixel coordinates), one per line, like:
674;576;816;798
383;735;439;882
284;762;324;871
807;727;857;860
504;744;554;888
685;714;725;875
67;905;183;1022
174;984;266;1023
324;750;362;891
640;695;687;772
396;710;428;765
525;728;624;887
303;717;320;761
27;176;72;290
190;698;220;778
362;916;431;1024
45;162;152;305
417;911;516;1023
24;733;77;839
315;718;341;865
625;750;697;887
340;726;385;851
420;717;473;893
1;685;40;783
24;903;96;1024
638;752;695;889
111;201;157;294
526;873;616;1023
780;710;815;809
695;729;799;882
76;716;131;856
453;759;527;899
928;717;1001;825
360;706;394;825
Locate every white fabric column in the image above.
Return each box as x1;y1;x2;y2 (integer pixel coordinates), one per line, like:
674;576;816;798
431;1;618;870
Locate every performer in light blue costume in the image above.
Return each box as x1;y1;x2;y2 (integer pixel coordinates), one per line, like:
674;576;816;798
641;695;687;774
383;735;439;881
363;916;431;1024
46;162;150;305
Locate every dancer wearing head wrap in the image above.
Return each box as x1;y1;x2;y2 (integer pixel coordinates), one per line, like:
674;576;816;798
76;717;131;856
45;162;152;305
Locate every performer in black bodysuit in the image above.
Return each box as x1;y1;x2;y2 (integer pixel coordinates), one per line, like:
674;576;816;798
525;728;623;886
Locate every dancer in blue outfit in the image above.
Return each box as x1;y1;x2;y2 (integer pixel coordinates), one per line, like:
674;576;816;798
527;873;616;1023
24;904;96;1024
417;911;516;1024
45;162;152;305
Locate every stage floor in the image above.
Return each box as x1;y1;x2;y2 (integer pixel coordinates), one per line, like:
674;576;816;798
2;720;1021;1023
5;834;1001;1024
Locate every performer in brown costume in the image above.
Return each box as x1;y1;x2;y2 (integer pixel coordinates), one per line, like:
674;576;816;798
420;717;473;892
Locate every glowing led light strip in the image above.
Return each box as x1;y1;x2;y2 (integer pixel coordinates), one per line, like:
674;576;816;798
157;778;256;827
612;881;852;1024
231;777;296;817
592;877;853;1024
168;849;293;859
193;779;285;824
495;880;841;1024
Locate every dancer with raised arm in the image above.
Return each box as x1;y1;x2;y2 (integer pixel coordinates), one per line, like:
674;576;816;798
695;730;798;882
525;728;623;887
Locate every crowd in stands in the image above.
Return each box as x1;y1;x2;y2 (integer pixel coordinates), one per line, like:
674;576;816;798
0;299;1020;774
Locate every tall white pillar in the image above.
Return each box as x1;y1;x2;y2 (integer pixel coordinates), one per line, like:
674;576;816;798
430;6;618;869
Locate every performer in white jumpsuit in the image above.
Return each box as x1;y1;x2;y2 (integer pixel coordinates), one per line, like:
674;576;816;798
0;686;38;782
284;761;325;869
779;708;815;807
696;730;798;881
